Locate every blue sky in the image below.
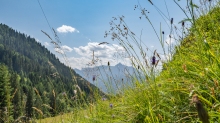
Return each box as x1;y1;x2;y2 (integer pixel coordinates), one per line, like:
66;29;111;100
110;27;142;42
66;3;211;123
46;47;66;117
0;0;203;70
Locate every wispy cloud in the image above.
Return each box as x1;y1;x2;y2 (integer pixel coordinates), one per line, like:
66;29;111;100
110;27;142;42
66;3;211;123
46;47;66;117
57;25;79;33
85;37;91;41
44;42;50;46
35;38;40;42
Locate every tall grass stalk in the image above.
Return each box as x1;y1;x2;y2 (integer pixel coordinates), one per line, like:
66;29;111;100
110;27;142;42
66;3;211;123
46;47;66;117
35;0;220;122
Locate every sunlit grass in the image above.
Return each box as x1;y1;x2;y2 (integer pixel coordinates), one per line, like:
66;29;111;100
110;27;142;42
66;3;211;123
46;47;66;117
9;0;220;122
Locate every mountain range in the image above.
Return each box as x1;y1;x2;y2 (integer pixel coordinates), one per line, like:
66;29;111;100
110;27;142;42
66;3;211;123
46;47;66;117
74;63;136;93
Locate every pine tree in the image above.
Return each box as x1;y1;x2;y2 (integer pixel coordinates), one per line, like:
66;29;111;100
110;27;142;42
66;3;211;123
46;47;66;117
10;72;22;120
42;91;50;117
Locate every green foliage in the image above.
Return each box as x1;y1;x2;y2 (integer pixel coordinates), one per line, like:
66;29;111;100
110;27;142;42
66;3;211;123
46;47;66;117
26;87;34;119
0;64;13;122
0;23;103;121
37;0;220;122
10;72;22;120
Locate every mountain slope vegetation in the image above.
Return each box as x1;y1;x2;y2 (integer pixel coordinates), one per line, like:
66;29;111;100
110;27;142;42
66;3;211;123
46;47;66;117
0;23;102;121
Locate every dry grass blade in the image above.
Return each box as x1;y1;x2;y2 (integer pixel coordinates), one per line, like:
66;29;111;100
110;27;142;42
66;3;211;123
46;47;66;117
213;79;219;90
51;41;58;45
42;104;53;110
34;88;40;96
158;114;163;121
98;42;109;45
157;53;161;59
32;107;44;117
148;0;153;5
175;114;197;123
155;60;159;67
53;89;55;98
11;89;17;101
182;63;187;73
154;50;157;56
211;87;215;98
41;30;52;40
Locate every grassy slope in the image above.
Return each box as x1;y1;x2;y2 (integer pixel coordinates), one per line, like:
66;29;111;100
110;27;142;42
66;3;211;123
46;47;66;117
40;2;220;123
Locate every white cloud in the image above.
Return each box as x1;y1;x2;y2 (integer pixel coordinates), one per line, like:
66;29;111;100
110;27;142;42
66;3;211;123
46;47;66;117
57;25;79;33
165;34;175;45
151;46;154;48
67;42;130;69
35;38;40;42
44;42;50;46
74;42;125;58
67;56;131;70
54;48;64;54
61;45;73;52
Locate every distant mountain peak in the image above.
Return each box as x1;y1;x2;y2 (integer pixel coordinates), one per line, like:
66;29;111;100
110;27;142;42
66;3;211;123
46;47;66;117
116;62;123;67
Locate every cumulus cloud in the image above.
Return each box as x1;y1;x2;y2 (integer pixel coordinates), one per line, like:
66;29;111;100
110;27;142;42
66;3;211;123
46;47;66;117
67;56;131;70
74;42;124;58
54;48;64;54
57;25;79;33
61;45;73;52
67;42;130;69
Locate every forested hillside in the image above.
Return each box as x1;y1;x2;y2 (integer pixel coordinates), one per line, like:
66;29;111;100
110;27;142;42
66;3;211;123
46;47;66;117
0;23;102;122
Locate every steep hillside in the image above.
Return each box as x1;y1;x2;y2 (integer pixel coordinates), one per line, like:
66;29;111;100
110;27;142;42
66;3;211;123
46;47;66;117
0;23;103;120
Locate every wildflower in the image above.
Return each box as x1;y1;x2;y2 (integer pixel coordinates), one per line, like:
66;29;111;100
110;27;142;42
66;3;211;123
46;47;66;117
171;18;173;24
93;75;96;81
158;84;161;87
62;92;66;97
112;114;115;118
102;98;106;101
162;31;164;34
151;56;157;65
110;103;113;108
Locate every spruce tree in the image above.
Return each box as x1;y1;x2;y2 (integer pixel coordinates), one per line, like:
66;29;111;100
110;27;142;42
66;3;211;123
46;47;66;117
10;72;22;120
0;64;13;122
26;87;34;119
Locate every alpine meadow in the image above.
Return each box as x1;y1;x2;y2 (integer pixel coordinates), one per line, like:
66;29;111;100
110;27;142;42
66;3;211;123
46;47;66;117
0;0;220;123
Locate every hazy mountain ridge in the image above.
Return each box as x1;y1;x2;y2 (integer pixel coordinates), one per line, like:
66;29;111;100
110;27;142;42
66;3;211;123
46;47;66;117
74;63;137;93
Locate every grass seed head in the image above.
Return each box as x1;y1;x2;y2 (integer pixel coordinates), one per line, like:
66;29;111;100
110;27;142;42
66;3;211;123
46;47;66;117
182;63;187;72
171;18;173;24
211;87;215;98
